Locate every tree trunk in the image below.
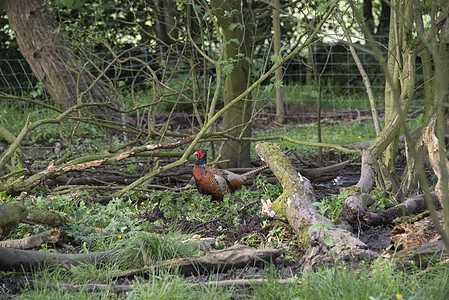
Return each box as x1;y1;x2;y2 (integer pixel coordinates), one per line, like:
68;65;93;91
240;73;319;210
210;0;253;168
383;0;400;176
272;0;284;124
5;0;116;119
383;0;415;195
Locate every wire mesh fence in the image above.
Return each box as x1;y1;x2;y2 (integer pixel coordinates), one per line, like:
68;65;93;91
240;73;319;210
0;36;425;130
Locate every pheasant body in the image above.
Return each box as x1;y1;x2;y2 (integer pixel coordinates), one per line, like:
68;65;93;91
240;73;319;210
193;148;269;200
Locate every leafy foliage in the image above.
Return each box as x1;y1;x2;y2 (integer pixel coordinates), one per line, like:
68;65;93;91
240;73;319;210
146;174;282;224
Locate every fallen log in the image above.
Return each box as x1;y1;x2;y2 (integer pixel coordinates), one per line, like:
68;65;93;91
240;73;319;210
0;201;65;236
363;193;440;227
112;244;283;278
0;247;119;271
255;143;377;271
393;240;448;268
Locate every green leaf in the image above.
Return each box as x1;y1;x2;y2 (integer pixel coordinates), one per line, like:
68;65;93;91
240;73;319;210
203;11;210;20
271;54;281;63
311;201;323;208
229;23;244;31
192;3;202;13
323;235;334;247
228;38;241;46
264;83;274;93
221;63;234;74
307;223;321;233
223;9;239;17
274;79;283;89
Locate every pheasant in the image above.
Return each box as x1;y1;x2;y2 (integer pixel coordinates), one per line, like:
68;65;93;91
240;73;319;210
193;148;269;200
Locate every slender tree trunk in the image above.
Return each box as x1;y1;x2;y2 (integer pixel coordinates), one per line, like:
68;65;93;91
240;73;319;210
5;0;116;119
305;19;315;87
383;0;400;175
383;0;415;188
272;0;284;124
210;0;253;168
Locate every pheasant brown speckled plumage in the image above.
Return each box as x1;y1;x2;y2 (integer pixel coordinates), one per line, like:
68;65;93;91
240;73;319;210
193;148;269;200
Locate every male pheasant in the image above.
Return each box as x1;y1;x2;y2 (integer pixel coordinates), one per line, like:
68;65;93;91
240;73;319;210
193;148;269;200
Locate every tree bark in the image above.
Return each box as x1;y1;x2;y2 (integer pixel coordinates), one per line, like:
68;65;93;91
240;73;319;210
363;193;440;227
210;0;253;168
5;0;116;119
383;0;416;194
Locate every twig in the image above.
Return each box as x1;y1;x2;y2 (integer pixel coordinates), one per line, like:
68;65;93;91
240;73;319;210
192;213;225;231
238;199;260;212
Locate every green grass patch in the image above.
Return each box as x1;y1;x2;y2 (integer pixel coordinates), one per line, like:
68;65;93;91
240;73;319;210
253;115;423;158
15;258;449;299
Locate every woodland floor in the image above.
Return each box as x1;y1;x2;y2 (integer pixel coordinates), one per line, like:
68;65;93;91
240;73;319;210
1;105;441;296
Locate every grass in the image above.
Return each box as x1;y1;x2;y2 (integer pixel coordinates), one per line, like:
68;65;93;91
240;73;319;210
13;258;449;299
253;114;423;158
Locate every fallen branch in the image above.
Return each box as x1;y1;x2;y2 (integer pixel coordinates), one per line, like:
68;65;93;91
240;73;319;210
1;136;195;194
0;201;65;236
300;160;351;179
0;228;60;249
238;199;260;212
0;247;119;271
201;278;298;287
363;193;440;227
192;213;226;231
393;240;448;268
112;244;283;278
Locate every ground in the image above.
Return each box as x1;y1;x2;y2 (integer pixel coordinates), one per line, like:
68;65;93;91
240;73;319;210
0;105;441;296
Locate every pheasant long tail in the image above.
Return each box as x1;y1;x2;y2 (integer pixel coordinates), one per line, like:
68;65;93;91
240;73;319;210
240;164;269;180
